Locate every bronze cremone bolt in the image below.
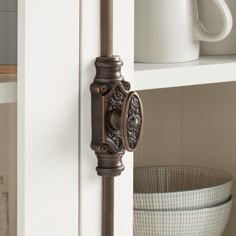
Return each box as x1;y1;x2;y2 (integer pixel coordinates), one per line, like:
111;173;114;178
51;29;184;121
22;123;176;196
90;55;143;177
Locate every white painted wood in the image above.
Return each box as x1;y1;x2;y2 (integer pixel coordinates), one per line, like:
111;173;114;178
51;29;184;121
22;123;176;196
79;0;134;236
79;1;101;236
0;75;16;104
135;56;236;91
113;1;134;235
17;0;79;236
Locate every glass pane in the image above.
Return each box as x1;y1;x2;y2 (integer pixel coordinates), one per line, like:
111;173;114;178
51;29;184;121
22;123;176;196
0;0;17;235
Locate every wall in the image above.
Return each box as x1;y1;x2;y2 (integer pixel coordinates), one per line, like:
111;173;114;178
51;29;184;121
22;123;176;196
135;82;236;236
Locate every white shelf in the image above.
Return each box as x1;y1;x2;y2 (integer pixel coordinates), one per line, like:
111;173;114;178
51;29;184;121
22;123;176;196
0;74;17;104
134;55;236;91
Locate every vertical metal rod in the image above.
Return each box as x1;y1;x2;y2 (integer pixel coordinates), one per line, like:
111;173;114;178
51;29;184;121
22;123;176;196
102;177;114;236
101;0;114;235
101;0;113;56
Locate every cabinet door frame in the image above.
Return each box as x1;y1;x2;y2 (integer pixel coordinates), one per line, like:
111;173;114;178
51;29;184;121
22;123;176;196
17;0;134;235
79;0;134;235
17;0;79;235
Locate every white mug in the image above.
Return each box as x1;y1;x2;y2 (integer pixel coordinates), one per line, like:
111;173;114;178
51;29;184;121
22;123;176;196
199;0;236;55
134;0;233;63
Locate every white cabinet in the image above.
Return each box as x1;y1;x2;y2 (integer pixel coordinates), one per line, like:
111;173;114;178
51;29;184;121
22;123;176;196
1;0;236;235
132;1;236;235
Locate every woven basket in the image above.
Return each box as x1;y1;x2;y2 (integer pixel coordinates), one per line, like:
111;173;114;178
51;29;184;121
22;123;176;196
134;198;232;236
134;166;232;210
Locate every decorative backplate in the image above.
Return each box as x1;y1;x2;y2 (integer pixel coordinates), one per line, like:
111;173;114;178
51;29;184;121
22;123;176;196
106;85;126;151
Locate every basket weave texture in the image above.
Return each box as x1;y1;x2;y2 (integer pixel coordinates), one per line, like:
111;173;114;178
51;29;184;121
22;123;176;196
134;166;232;210
134;198;232;236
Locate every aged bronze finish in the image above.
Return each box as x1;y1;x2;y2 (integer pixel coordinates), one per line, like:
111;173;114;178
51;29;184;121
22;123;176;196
101;0;113;57
91;56;143;176
102;177;114;236
90;0;143;235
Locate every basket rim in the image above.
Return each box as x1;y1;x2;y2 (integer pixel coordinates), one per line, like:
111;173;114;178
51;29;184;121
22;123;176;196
133;197;232;213
134;165;233;195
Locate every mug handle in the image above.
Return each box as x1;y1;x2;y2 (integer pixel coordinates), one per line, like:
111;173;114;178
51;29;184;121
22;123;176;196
195;0;233;42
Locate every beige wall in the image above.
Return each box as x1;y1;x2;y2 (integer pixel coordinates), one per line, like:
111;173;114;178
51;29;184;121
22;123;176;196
0;103;17;236
0;104;10;182
135;82;236;236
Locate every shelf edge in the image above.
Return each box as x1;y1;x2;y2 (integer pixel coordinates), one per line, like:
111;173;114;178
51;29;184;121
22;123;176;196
0;81;17;104
134;63;236;91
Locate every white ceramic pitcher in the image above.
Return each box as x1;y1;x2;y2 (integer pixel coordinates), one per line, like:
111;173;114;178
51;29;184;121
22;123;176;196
199;0;236;55
135;0;233;63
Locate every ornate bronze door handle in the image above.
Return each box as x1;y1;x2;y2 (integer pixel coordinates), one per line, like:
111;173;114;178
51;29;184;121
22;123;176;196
91;56;143;176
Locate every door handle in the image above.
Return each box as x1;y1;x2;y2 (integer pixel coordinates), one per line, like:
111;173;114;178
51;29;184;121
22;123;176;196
90;55;143;176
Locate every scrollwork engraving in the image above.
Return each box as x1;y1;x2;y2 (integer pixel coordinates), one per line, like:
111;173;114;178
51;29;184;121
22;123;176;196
106;87;124;111
127;95;142;150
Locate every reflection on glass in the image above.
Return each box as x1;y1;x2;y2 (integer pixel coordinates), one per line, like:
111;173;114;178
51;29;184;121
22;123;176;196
0;0;17;235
